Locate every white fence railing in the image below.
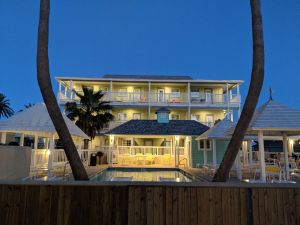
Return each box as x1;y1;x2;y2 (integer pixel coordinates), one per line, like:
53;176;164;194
58;91;241;106
116;146;185;156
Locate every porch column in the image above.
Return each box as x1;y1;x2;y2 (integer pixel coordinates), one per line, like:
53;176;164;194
47;134;55;178
258;130;266;182
109;80;113;101
45;137;50;150
109;135;114;166
283;133;290;180
236;150;242;180
212;139;217;167
0;132;7;144
19;133;24;146
69;80;73;99
237;84;241;117
247;140;253;167
148;81;151;119
188;82;191;119
174;136;179;167
226;83;230;119
64;85;67;96
34;134;38;150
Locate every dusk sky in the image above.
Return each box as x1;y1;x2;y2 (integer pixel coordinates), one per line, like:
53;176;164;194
0;0;299;113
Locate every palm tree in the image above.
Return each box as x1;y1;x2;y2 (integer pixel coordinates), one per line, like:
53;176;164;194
213;0;264;182
0;93;14;118
65;87;114;148
37;0;88;180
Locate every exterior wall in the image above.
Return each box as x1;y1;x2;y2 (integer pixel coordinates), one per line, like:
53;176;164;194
191;139;204;166
216;140;230;164
112;108;148;120
190;109;225;123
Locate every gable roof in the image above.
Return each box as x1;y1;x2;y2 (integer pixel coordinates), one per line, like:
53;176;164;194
107;120;209;136
196;118;236;140
249;100;300;131
0;103;88;138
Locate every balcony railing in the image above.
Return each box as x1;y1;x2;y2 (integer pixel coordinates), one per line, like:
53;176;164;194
58;91;240;106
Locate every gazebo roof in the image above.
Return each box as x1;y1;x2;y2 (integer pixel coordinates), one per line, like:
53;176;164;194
248;100;300;135
196;118;236;140
0;103;88;138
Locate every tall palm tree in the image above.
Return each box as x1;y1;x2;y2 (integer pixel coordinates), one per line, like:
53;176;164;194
213;0;264;182
0;93;14;118
19;103;35;112
65;87;114;148
37;0;88;180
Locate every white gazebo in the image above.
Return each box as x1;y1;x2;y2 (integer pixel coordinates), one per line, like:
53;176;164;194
245;99;300;182
0;103;89;176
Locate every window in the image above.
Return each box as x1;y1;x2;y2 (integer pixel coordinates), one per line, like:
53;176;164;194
171;88;180;98
118;88;128;97
133;113;141;120
122;140;131;146
191;114;200;121
198;140;212;151
171;114;180;120
117;113;127;121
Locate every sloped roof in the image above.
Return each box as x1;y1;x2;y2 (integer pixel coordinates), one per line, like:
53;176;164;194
196;118;236;140
249;100;300;131
107;120;209;136
102;74;193;80
0;103;88;138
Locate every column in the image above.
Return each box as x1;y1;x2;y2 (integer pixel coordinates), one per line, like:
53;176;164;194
69;80;73;99
203;140;207;165
248;140;253;167
148;81;151;119
212;139;217;167
187;82;191;119
47;134;55;178
236;151;242;180
283;133;289;180
1;132;7;144
237;84;241;117
226;83;230;119
19;133;25;146
109;80;113;101
34;134;38;150
258;130;266;182
109;135;114;166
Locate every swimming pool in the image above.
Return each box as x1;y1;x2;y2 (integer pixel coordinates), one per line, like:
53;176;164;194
91;168;197;182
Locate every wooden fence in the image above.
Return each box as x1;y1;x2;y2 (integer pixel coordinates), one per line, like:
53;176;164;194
0;183;299;225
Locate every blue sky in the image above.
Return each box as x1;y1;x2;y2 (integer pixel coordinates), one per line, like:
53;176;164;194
0;0;299;112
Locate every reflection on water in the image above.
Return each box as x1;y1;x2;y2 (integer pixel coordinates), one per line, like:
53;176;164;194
92;168;194;182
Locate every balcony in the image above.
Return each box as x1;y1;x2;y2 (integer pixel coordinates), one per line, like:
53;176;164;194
58;91;240;108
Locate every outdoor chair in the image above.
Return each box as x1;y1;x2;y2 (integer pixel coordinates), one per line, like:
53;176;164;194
162;154;171;165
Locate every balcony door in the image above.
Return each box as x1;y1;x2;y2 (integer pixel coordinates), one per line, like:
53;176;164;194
204;88;213;103
157;89;165;103
133;88;141;102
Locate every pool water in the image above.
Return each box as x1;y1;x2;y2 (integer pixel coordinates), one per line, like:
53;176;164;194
92;168;196;182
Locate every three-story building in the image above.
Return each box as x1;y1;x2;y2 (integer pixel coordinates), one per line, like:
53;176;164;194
56;74;243;149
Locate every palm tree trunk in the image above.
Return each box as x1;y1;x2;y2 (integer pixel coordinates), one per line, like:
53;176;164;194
213;0;264;182
37;0;89;180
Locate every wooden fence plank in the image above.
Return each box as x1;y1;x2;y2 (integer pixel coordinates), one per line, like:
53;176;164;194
146;187;154;225
190;188;198;225
172;187;179;225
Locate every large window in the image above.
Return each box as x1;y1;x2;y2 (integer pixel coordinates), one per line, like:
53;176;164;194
171;114;180;120
122;140;132;146
133;113;141;120
191;114;200;121
117;113;127;121
198;140;212;151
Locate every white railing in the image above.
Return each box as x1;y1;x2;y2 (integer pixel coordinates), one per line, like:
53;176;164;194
57;90;241;106
117;146;185;156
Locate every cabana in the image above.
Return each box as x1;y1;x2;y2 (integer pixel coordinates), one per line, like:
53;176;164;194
196;118;253;179
0;103;89;176
242;99;300;182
